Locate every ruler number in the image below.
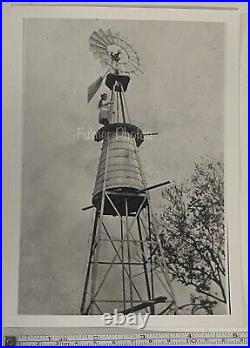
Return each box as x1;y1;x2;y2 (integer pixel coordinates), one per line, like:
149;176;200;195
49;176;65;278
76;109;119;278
187;338;198;344
93;334;99;345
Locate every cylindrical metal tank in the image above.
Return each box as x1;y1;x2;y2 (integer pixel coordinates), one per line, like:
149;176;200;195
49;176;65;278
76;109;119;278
92;124;147;215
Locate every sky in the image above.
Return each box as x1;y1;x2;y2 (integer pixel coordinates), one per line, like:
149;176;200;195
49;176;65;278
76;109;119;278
19;18;224;315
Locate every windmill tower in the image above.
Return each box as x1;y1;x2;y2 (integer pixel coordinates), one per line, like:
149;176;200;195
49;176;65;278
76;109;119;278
81;29;176;315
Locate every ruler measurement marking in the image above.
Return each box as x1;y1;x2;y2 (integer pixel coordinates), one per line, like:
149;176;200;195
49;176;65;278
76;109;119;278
5;332;247;346
16;336;247;342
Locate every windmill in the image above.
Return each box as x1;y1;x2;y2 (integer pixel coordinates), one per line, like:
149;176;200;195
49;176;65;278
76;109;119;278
87;29;143;104
81;29;176;315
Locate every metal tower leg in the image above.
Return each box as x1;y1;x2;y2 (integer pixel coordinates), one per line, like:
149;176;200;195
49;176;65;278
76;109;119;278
125;198;133;308
137;214;154;314
85;137;111;315
80;210;99;314
120;218;126;310
147;204;155;309
118;83;126;124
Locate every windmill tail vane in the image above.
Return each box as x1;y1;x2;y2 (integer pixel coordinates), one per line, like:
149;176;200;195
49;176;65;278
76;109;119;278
87;70;110;103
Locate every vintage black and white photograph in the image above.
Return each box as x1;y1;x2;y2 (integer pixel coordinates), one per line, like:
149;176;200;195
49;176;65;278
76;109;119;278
17;16;230;317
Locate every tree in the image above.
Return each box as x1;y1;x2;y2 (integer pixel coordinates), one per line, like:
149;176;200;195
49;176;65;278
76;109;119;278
178;294;217;315
154;160;226;314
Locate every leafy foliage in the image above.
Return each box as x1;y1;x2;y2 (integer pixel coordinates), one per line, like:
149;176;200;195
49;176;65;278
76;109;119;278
154;160;226;313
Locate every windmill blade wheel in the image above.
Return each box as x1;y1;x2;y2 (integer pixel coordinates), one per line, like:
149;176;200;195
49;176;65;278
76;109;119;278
88;28;143;76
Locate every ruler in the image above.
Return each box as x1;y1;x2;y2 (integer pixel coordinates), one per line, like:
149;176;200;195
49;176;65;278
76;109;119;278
4;331;248;346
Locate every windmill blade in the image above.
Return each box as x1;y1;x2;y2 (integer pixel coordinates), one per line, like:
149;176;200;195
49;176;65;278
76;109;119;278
92;49;109;56
128;60;144;74
120;39;130;51
127;57;139;68
89;36;107;49
89;38;107;50
93;51;110;60
89;43;107;53
98;29;113;45
87;76;103;103
127;50;138;61
118;37;129;50
116;37;124;49
105;29;115;44
112;32;120;45
131;58;144;73
95;29;110;45
123;62;134;74
91;30;109;46
123;62;139;77
100;58;111;68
